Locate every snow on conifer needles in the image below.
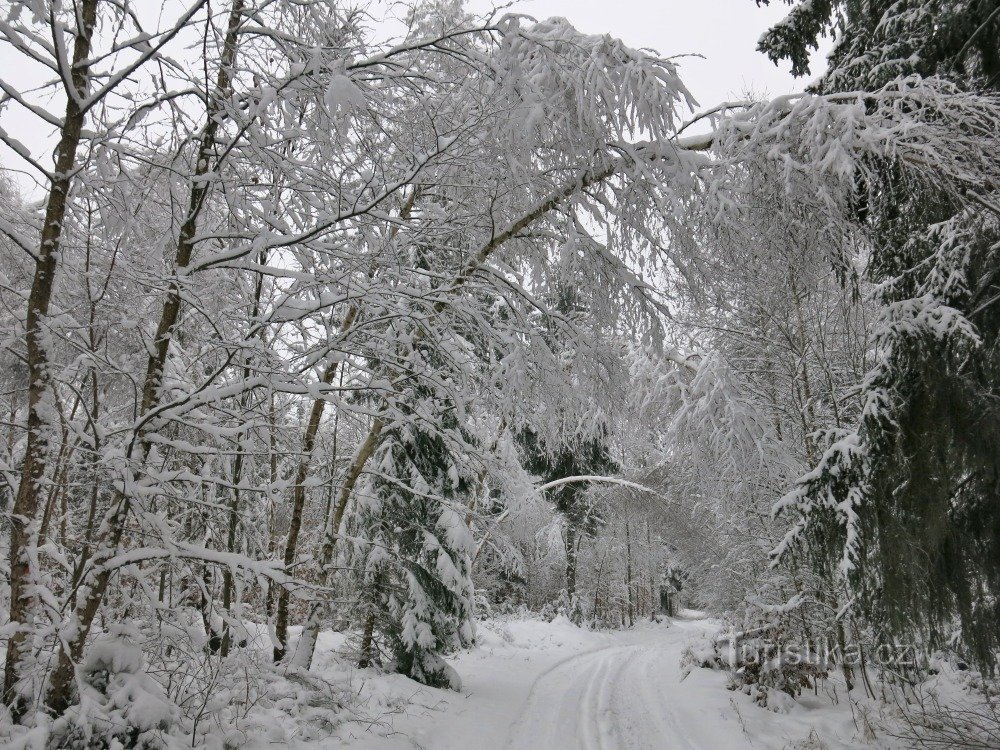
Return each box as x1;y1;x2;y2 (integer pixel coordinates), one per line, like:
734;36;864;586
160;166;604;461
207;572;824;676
0;0;999;747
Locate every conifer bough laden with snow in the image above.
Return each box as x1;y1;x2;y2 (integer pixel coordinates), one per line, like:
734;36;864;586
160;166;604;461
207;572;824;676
0;0;997;743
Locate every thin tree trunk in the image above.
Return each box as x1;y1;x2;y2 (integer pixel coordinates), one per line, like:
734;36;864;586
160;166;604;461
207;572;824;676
358;609;378;669
357;571;384;668
3;0;99;716
294;164;626;662
221;445;244;658
221;259;265;657
272;350;354;662
71;368;103;607
274;189;417;663
593;548;608;625
44;1;245;715
265;392;279;618
625;521;634;627
647;522;656;621
790;275;819;463
565;522;578;599
285;416;384;668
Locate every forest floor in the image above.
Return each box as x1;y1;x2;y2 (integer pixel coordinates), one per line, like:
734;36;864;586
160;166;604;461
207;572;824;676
314;611;889;750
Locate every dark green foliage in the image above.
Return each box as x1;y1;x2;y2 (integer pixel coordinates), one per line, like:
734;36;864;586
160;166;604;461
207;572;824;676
862;207;1000;670
350;322;478;689
517;426;617;531
516;426;618;598
761;0;1000;671
757;0;1000;89
511;279;622;599
756;0;835;77
356;403;477;689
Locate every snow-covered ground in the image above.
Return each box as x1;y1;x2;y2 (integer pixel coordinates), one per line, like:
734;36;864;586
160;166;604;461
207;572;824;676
304;611;887;749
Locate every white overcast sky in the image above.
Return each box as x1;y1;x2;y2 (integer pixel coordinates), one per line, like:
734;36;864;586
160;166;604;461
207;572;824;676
469;0;830;107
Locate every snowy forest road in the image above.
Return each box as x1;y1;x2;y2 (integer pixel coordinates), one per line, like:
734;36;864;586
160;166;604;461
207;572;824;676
503;616;745;750
335;613;864;749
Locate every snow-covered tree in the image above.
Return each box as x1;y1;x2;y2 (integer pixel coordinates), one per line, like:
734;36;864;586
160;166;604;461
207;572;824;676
761;0;1000;670
0;0;998;741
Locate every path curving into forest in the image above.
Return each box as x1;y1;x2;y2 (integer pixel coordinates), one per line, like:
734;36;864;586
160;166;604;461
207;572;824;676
332;612;865;749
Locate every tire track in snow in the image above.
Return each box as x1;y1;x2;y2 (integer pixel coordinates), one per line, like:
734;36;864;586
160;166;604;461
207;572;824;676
633;644;699;749
505;644;632;749
504;621;723;750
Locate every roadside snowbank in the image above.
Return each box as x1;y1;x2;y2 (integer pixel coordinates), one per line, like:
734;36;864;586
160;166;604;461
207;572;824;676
7;613;989;749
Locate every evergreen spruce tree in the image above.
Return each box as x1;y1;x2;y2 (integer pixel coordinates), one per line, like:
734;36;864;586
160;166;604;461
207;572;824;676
353;392;477;688
513;283;620;603
762;0;1000;670
756;0;1000;89
517;426;618;601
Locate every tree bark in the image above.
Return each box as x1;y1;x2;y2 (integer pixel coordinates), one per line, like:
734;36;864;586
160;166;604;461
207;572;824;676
272;310;360;663
624;521;634;627
358;609;378;668
564;522;578;599
222;258;265;657
357;570;385;668
274;189;417;663
3;0;99;716
44;1;246;716
283;416;384;667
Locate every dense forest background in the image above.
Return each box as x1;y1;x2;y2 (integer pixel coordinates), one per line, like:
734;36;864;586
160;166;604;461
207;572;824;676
0;0;997;746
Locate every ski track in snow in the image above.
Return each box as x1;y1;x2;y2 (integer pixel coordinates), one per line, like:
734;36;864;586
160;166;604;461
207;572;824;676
504;617;734;750
330;613;872;750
